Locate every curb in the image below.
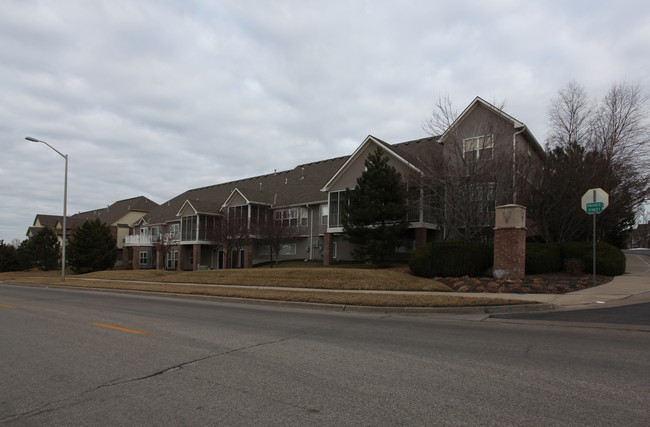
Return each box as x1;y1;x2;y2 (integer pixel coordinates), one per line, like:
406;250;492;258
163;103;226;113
1;280;557;315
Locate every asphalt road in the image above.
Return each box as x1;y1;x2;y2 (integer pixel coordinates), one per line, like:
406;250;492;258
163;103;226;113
1;284;648;426
491;302;650;326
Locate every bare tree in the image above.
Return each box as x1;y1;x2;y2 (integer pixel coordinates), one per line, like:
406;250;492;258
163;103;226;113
419;95;528;241
211;213;250;269
591;82;650;170
153;231;175;269
535;81;650;246
546;80;593;150
253;209;303;267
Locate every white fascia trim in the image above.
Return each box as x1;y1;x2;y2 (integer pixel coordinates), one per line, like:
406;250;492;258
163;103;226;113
438;96;525;144
220;188;250;211
176;200;198;217
321;135;422;192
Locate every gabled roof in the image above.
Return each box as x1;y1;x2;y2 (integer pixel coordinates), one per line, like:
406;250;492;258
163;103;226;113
437;96;543;154
32;214;61;228
69;196;158;227
320;135;423;192
139;156;349;226
176;199;222;217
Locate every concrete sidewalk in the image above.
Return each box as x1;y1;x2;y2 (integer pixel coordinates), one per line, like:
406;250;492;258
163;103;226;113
469;252;650;310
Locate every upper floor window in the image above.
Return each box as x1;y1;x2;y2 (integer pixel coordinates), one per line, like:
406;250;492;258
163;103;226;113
321;205;329;226
275;207;308;227
470;182;496;213
328;191;348;228
463;135;494;160
181;215;197;241
228;205;248;226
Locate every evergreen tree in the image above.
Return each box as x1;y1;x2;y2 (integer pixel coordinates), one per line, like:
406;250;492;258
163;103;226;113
342;147;408;265
26;227;60;270
67;219;117;273
0;240;20;272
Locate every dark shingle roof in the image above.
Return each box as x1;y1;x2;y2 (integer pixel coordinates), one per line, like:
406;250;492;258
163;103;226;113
141;156;350;225
68;196;158;227
139;136;446;226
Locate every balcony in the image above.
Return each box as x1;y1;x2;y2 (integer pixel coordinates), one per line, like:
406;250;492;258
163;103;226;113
124;233;179;247
125;235;153;246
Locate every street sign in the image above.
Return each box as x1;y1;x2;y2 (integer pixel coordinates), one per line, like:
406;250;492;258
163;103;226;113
580;188;610;287
586;202;603;214
581;188;609;214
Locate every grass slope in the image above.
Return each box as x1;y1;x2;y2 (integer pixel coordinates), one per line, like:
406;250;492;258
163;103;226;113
0;268;534;308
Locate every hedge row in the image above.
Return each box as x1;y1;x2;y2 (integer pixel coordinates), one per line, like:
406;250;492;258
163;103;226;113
410;240;626;277
408;241;492;278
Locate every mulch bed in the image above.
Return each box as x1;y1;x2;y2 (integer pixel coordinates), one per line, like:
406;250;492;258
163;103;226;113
434;273;613;294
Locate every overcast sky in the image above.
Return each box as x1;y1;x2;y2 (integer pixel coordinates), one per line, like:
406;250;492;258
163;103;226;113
1;0;649;244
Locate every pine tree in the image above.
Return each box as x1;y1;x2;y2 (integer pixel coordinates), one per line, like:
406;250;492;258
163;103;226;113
342;147;408;265
67;219;117;273
27;226;60;270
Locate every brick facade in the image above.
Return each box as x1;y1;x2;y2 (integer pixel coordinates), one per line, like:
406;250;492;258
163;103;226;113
323;233;333;266
415;227;427;249
493;205;526;280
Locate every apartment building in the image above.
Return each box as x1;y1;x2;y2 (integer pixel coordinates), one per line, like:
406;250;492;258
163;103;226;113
124;97;544;270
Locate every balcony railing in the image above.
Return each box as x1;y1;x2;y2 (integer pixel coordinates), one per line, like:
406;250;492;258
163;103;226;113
124;232;180;246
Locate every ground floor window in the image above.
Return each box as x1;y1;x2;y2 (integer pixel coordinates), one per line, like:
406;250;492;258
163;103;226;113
139;251;148;266
166;250;178;270
259;244;296;256
258;245;270;257
279;243;296;256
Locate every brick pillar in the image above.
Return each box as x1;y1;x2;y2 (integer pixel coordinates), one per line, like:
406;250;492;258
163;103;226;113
323;232;333;266
193;244;201;271
493;205;527;280
415;227;427;249
123;247;131;270
156;249;163;270
244;244;254;268
132;246;140;270
177;245;184;271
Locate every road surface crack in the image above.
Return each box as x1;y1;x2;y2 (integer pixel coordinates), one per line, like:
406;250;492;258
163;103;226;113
2;332;312;423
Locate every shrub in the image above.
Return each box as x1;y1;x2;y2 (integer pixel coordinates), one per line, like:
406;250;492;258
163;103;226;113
560;241;626;276
525;243;562;274
409;241;493;278
67;219;117;273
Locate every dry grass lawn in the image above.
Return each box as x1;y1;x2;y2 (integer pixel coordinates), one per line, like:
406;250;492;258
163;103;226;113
0;268;533;308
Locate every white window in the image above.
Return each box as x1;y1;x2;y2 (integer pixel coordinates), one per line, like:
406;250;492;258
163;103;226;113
321;205;329;225
332;242;338;259
328;191;348;228
151;227;160;239
169;223;180;239
300;208;309;227
471;182;496;212
275;208;308;227
140;228;148;237
139;251;148;265
279;244;296;255
166;250;178;269
463;135;494;160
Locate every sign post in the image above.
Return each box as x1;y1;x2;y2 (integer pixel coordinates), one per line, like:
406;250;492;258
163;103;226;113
581;188;609;286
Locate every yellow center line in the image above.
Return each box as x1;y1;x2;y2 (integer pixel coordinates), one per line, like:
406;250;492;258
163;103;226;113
0;303;16;308
90;322;151;335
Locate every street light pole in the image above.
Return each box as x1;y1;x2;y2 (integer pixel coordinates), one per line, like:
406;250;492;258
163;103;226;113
26;136;68;281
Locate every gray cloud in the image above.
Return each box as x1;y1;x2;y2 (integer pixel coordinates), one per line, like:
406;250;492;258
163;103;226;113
1;0;649;243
